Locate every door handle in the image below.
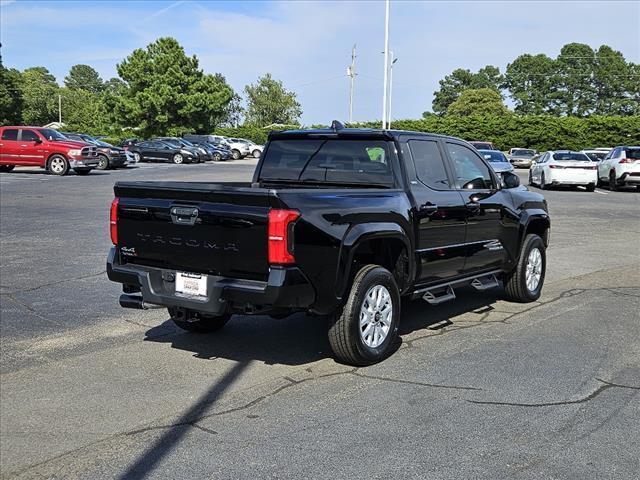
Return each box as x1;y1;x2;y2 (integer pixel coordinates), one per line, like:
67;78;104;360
419;202;438;215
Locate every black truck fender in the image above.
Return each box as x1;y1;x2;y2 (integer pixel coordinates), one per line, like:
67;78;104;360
335;222;414;299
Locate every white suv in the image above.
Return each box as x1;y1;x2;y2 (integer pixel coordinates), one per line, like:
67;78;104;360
597;146;640;191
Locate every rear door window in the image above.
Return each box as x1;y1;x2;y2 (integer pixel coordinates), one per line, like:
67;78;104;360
408;140;450;190
1;129;18;141
260;139;395;187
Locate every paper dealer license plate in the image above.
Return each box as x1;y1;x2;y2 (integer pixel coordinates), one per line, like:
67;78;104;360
175;271;207;297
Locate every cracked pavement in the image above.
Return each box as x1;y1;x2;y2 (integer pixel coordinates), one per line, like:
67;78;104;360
1;165;639;479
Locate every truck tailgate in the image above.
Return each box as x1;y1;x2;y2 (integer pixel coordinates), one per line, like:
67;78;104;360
114;182;271;280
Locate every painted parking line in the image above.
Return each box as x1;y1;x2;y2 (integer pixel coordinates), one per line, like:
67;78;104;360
594;189;609;195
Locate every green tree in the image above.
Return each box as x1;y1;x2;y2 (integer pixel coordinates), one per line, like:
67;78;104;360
20;67;59;125
0;49;23;125
244;73;302;126
555;43;597;116
592;46;636;115
504;54;558;115
64;64;104;94
446;88;509;116
432;66;503;115
115;37;235;136
60;88;104;134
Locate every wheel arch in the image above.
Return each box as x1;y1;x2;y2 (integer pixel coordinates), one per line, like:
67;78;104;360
336;223;413;299
520;214;550;248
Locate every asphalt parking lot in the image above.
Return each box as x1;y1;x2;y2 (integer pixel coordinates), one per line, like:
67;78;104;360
1;162;639;479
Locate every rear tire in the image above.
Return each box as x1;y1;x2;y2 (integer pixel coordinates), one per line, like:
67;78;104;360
231;149;241;160
47;155;69;176
173;153;184;164
540;173;549;190
252;149;261;158
504;234;546;303
212;152;222;162
328;265;400;366
585;184;595;192
609;171;618;191
169;308;230;333
0;165;15;172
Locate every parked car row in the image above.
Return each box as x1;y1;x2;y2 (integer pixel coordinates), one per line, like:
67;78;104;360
120;135;265;163
469;141;639;192
527;147;640;191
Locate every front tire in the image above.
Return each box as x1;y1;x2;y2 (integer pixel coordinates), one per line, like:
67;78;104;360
96;155;110;170
252;149;261;158
0;165;15;172
48;155;69;176
328;265;400;366
504;234;546;303
169;308;230;333
173;153;184;164
212;152;222;162
231;149;241;160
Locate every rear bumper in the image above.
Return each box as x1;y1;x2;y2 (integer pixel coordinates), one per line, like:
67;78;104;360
549;169;597;185
620;172;640;184
106;247;315;315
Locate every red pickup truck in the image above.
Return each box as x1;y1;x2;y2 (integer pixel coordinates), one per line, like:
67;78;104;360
0;126;99;175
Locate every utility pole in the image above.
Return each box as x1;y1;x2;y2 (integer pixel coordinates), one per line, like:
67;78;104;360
58;94;62;124
347;44;356;124
381;0;390;129
387;52;398;128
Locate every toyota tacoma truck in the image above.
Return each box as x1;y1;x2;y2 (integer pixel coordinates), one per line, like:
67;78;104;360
107;124;550;365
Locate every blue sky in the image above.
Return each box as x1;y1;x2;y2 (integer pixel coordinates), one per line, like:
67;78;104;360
1;0;639;124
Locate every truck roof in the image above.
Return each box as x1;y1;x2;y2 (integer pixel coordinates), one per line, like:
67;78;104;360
269;127;453;141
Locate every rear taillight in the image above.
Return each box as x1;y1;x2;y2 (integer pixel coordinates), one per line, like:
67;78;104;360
110;198;119;244
549;165;562;169
268;209;300;264
619;158;631;164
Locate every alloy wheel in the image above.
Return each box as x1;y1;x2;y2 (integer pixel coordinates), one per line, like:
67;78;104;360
525;247;542;292
359;285;393;348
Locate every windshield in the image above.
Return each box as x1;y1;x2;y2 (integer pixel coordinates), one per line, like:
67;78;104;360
162;139;182;148
37;129;67;141
511;149;535;157
479;150;508;163
552;152;590;161
180;139;195;147
584;152;607;161
79;134;112;147
260;139;395;187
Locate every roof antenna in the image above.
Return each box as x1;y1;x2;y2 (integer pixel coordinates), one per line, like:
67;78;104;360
331;120;345;131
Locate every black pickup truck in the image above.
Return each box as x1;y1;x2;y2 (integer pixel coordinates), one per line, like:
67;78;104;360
107;124;550;365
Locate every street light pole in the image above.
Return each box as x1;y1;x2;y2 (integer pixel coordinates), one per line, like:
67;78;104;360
347;44;356;124
387;52;398;128
381;0;390;129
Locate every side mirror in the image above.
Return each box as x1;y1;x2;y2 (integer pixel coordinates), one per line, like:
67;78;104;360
502;172;520;189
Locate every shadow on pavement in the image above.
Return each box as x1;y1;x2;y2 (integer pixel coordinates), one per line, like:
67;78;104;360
145;286;502;366
119;361;249;480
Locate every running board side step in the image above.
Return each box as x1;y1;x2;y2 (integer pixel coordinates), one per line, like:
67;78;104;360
470;274;500;291
412;269;503;304
422;285;456;305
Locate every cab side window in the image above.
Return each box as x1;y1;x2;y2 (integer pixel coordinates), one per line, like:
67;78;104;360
446;143;494;190
1;129;19;141
408;140;450;190
21;130;40;142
